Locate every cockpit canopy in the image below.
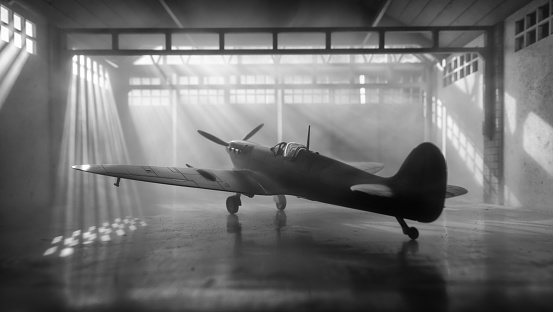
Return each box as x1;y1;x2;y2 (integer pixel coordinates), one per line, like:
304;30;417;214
271;142;307;159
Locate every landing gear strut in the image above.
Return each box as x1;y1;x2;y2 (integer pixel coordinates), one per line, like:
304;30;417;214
396;217;419;240
226;194;241;214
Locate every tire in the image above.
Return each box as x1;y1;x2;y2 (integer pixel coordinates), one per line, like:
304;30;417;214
226;196;239;214
407;227;419;240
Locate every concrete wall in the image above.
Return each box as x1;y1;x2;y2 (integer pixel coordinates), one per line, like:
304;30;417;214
0;5;51;226
432;37;485;201
503;0;553;211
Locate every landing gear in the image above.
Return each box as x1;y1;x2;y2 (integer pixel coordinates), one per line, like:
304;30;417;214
273;195;287;211
226;194;241;214
396;217;419;240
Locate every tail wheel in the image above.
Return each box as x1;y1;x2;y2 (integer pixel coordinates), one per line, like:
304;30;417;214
407;227;419;240
226;195;240;214
396;216;419;240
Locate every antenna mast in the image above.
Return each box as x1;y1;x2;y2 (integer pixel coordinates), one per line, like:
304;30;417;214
306;125;311;151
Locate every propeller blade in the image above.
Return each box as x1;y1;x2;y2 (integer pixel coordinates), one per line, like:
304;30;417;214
197;130;229;147
243;123;264;141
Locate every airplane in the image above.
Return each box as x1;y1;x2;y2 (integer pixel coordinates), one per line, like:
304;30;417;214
72;123;467;240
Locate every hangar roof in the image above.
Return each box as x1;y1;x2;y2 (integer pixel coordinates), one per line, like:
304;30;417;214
16;0;531;30
12;0;533;56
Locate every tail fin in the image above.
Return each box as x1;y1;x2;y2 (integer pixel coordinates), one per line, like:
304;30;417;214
391;142;447;223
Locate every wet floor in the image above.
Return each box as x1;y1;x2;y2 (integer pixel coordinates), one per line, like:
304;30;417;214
2;196;553;311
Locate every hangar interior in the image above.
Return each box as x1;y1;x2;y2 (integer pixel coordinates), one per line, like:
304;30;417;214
1;0;552;311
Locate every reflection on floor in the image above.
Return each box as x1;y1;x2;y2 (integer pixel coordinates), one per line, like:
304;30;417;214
1;197;552;311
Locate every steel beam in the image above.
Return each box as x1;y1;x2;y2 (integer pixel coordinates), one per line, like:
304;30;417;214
67;47;487;56
63;26;492;34
62;26;492;56
124;83;425;90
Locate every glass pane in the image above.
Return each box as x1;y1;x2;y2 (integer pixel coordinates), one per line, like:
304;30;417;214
278;32;325;49
172;33;218;50
14;32;21;48
119;33;165;50
225;33;271;50
386;31;432;48
13;13;21;31
25;20;34;37
67;34;112;50
1;24;9;42
25;38;35;54
1;5;9;24
331;31;378;49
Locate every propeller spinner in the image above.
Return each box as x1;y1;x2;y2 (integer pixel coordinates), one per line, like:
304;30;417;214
198;123;264;146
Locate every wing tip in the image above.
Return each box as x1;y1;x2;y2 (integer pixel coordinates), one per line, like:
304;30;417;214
72;165;91;171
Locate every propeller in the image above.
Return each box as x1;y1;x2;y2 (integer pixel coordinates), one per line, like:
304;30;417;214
243;123;264;141
197;130;229;147
197;123;264;147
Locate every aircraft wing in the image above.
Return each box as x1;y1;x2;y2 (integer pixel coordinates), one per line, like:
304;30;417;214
72;164;281;196
347;162;385;175
446;185;468;198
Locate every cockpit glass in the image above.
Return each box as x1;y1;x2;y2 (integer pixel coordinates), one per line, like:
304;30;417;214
272;142;306;158
271;142;286;156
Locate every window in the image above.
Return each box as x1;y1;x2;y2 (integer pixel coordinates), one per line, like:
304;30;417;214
230;89;274;104
1;5;9;43
72;55;108;86
0;5;36;54
443;53;479;87
283;76;311;84
515;1;552;52
127;49;424;106
129;89;171;106
335;89;362;104
239;75;274;85
178;76;199;85
180;89;224;105
283;89;330;104
128;77;161;86
204;76;225;85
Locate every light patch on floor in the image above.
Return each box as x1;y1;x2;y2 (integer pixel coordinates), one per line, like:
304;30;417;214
43;217;147;257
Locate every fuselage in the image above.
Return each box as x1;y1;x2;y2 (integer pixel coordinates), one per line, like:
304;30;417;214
225;140;399;217
71;137;449;223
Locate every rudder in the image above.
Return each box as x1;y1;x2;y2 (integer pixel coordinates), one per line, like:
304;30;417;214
391;142;447;222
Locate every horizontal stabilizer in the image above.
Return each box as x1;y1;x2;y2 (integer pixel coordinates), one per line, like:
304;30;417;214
351;184;394;197
446;185;468;198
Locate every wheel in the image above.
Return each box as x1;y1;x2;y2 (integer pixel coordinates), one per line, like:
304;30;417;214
407;227;419;240
226;196;240;214
273;195;287;211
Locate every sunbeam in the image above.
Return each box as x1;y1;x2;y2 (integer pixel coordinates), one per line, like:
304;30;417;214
0;40;29;111
52;55;143;256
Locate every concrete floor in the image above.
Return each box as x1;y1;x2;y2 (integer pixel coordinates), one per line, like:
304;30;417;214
1;195;553;311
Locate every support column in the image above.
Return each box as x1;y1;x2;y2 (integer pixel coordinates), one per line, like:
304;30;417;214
482;23;504;204
424;64;435;142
